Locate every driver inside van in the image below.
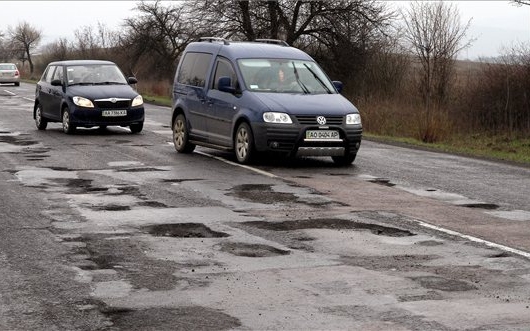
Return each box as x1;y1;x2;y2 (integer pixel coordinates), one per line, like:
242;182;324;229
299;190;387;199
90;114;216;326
269;65;300;92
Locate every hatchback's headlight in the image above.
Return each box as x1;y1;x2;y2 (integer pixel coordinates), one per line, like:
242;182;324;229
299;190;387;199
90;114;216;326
73;96;94;108
346;113;361;125
263;112;292;124
132;95;143;107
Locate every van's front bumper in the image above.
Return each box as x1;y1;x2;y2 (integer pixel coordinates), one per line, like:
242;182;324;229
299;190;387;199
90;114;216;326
252;123;362;156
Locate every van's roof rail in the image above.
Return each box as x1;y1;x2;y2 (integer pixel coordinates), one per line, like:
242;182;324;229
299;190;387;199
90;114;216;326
255;39;289;46
199;37;230;45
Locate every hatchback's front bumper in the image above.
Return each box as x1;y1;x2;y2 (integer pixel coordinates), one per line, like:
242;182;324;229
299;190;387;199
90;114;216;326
69;106;145;127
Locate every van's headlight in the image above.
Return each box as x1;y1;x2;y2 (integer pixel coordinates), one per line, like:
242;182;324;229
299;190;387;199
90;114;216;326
132;95;143;107
263;112;292;124
72;96;94;108
346;113;361;125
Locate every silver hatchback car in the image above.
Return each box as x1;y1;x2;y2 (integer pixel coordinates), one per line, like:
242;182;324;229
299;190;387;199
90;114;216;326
0;63;21;86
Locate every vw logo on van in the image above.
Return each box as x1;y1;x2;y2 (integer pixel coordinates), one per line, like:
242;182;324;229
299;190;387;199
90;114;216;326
110;98;117;103
316;116;327;125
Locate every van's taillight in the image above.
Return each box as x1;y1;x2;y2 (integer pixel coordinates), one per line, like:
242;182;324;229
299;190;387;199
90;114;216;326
15;70;19;76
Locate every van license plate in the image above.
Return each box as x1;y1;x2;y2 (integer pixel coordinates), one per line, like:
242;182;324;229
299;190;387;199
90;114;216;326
306;130;339;140
102;110;127;117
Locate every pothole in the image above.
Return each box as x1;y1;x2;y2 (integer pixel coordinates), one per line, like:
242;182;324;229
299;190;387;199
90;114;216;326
242;218;414;237
101;306;241;331
228;184;298;204
142;223;230;238
341;254;437;271
117;167;169;172
219;242;290;257
416;240;444;247
409;276;477;291
0;135;38;146
458;203;499;210
138;201;169;208
369;178;395;187
90;204;131;211
487;251;513;258
162;178;202;183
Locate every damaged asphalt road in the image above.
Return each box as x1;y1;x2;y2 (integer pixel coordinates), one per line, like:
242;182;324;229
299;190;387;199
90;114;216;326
1;84;530;330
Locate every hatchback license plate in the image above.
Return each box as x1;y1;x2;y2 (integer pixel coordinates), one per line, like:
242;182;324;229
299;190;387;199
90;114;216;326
306;130;339;140
102;110;127;117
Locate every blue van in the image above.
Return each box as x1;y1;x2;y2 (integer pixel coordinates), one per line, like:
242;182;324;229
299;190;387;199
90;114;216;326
171;38;362;165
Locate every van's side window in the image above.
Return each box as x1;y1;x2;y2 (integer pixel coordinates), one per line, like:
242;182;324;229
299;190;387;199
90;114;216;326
212;58;237;90
177;52;212;87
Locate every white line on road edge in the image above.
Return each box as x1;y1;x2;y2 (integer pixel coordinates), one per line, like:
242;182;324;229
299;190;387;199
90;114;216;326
196;149;530;259
414;219;530;259
3;90;16;96
194;150;279;178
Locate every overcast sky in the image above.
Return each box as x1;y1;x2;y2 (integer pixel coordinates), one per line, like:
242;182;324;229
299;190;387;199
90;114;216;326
1;1;529;60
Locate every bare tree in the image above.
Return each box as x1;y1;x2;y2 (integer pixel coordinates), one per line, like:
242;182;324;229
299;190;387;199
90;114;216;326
402;1;472;142
8;21;42;75
120;1;193;80
73;23;119;59
511;0;530;6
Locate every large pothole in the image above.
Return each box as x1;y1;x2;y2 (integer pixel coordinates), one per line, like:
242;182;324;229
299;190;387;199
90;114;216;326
219;242;290;257
142;223;230;238
101;306;241;331
410;275;478;291
228;184;299;204
241;218;414;237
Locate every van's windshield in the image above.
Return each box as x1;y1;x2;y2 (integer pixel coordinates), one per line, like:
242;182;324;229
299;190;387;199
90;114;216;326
237;59;335;94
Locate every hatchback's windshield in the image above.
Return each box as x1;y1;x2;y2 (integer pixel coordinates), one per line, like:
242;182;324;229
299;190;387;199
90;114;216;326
237;59;335;94
66;64;128;86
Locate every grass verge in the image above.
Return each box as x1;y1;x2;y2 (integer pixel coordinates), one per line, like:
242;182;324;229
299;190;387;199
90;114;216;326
364;133;530;167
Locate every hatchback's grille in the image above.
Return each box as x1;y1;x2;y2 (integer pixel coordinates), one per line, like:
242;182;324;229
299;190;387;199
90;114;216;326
295;115;343;125
95;100;130;109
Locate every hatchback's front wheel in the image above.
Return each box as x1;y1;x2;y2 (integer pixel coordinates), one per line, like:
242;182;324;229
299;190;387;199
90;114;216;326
62;108;76;134
130;122;143;134
35;104;48;130
235;122;255;164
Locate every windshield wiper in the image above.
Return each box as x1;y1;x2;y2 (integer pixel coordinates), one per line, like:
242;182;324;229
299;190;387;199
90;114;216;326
68;82;94;86
94;81;125;85
292;62;310;94
303;63;332;94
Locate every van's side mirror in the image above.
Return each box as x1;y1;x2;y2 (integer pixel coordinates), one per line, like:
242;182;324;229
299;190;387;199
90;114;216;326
218;77;236;94
332;81;343;93
51;79;63;86
128;77;138;84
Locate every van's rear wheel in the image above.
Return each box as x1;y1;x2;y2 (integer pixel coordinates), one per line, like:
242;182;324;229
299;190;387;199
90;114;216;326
235;122;255;164
173;114;195;153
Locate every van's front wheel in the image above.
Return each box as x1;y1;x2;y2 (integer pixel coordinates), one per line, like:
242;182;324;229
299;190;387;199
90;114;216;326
235;122;255;164
332;153;356;166
173;114;195;153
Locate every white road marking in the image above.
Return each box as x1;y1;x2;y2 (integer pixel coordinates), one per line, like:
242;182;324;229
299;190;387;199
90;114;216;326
414;219;530;259
195;150;279;178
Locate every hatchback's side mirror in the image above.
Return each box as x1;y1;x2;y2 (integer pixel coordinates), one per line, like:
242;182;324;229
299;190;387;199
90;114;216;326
332;81;343;93
128;77;138;84
218;76;236;94
51;79;63;86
